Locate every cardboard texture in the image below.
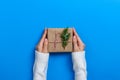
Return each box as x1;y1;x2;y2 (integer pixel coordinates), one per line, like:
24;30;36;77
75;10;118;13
48;28;73;52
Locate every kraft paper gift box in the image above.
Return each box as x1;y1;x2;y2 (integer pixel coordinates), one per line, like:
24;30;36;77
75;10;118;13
48;28;73;52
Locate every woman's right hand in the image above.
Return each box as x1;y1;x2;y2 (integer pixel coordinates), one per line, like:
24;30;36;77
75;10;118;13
72;28;85;52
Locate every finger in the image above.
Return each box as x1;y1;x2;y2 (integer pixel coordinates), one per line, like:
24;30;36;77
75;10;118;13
38;29;47;46
43;38;48;53
79;44;85;51
73;36;79;50
73;28;81;40
41;29;47;43
73;28;84;46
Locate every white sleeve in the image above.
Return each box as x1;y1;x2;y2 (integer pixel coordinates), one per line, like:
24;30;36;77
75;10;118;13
33;50;49;80
72;51;87;80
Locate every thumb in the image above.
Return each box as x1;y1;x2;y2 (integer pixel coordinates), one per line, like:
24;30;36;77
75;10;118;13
73;36;79;52
43;38;48;53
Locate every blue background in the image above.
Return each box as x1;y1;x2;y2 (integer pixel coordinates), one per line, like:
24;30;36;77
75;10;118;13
0;0;120;80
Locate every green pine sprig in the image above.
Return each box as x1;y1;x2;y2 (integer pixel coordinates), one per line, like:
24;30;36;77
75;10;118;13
61;28;71;49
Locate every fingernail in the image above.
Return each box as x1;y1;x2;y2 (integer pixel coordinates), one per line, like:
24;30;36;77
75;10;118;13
74;36;76;39
45;38;47;41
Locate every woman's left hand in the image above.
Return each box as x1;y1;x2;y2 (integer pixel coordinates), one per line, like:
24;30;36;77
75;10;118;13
36;29;48;53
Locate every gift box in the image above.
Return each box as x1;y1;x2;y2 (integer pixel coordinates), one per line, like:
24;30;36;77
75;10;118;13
48;28;73;52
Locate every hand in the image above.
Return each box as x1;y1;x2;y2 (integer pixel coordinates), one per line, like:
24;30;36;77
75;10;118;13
36;29;48;53
72;28;85;52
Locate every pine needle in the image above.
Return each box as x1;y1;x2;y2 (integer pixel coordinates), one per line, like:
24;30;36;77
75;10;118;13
61;28;71;49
